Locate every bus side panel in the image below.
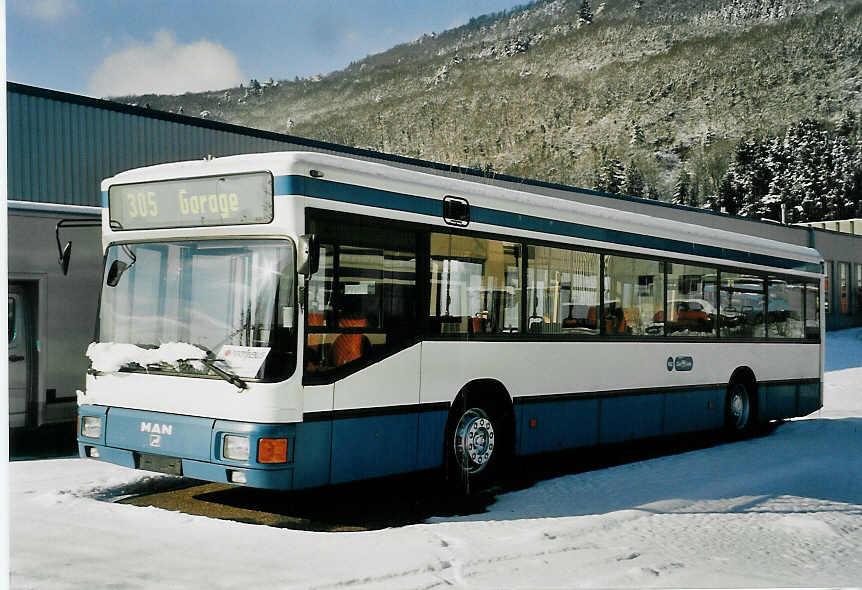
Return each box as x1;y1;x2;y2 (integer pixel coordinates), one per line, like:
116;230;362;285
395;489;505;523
762;383;798;421
330;346;421;483
293;420;333;490
599;394;664;444
416;408;448;471
330;414;418;484
663;388;725;434
797;381;823;417
517;398;599;455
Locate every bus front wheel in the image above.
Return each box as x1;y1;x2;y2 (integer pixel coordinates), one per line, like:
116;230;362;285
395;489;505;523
445;400;509;493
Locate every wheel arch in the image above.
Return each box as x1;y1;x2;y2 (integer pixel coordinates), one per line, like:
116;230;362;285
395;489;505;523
446;378;517;454
728;366;760;422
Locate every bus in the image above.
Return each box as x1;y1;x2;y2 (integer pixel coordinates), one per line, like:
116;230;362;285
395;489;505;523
76;151;824;492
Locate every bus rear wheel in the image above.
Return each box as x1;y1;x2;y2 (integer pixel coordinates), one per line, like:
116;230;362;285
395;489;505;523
445;401;508;494
725;381;754;436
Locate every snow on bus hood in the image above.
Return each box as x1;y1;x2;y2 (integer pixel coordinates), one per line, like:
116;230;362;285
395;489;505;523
86;342;208;373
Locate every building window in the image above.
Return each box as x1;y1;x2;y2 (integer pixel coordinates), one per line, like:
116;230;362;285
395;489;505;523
603;255;664;336
839;262;850;315
666;263;718;337
720;273;765;338
856;264;862;315
526;245;600;335
429;233;522;335
825;261;833;315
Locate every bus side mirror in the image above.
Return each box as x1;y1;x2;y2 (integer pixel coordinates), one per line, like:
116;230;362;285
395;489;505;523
106;260;129;287
297;234;319;278
56;218;101;276
60;242;73;276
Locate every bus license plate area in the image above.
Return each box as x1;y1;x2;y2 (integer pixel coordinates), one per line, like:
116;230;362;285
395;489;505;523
137;453;183;476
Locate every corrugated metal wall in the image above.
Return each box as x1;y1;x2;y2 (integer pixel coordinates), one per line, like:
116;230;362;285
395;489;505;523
6;83;862;329
6;85;301;207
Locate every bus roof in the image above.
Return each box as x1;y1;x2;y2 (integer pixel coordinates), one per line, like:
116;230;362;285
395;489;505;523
103;151;824;273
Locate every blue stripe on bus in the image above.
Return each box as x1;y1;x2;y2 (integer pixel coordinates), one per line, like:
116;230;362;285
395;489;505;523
101;191;108;208
276;175;820;273
79;378;820;490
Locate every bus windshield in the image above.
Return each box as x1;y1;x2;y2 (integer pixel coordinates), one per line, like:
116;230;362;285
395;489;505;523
98;239;296;381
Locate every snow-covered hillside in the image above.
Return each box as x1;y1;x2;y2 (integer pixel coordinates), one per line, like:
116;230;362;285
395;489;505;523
10;329;862;588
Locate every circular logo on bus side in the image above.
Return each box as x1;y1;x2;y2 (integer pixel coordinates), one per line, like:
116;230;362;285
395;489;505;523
667;357;674;371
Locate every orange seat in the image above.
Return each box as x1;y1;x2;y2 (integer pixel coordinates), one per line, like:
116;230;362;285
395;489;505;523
306;312;327;348
332;317;370;367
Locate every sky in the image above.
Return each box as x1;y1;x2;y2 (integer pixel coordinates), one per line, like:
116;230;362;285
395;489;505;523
6;0;526;98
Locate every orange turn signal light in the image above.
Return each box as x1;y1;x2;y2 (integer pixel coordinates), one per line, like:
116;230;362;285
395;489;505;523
258;438;288;464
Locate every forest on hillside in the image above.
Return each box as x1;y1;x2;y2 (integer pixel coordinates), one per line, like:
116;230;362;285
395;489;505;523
120;0;862;222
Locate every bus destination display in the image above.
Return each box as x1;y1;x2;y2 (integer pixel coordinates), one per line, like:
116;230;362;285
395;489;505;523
108;172;273;230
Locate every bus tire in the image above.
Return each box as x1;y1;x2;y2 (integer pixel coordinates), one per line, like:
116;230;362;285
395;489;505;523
725;379;755;437
444;395;510;494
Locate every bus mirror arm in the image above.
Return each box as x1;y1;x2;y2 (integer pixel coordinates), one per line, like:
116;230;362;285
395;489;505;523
297;234;319;278
298;282;306;312
55;218;101;276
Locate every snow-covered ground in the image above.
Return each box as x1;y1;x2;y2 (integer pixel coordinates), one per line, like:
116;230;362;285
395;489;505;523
10;329;862;589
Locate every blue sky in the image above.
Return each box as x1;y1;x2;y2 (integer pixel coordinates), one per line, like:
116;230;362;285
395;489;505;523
7;0;526;98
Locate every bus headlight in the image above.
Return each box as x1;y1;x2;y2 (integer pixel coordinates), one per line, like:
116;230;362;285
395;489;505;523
223;435;250;461
80;416;103;439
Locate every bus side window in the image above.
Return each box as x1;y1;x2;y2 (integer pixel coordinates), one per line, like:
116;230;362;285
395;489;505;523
429;233;522;335
304;217;417;375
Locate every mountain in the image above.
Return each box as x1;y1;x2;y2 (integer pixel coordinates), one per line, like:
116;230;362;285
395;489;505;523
118;0;862;214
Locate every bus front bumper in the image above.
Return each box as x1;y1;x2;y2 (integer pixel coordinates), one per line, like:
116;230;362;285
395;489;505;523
77;405;298;490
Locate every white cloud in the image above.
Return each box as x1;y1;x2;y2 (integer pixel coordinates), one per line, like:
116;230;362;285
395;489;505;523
14;0;77;22
88;30;244;97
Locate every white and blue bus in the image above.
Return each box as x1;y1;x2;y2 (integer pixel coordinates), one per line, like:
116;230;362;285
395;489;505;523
77;151;824;491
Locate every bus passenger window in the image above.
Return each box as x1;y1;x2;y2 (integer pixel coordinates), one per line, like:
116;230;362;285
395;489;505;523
804;281;820;340
527;245;600;336
429;233;521;335
304;217;417;376
666;263;718;337
603;255;664;336
720;273;766;338
767;278;804;339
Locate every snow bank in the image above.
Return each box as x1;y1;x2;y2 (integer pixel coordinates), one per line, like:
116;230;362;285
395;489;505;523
825;326;862;371
86;341;208;373
11;329;862;588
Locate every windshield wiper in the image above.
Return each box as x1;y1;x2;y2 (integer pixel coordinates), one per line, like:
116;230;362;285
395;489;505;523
174;352;248;390
198;356;248;390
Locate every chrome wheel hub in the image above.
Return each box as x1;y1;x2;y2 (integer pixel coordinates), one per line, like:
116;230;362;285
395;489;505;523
454;408;495;474
729;384;750;429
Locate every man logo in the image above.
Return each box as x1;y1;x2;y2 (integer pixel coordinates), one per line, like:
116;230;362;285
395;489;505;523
140;422;173;436
149;434;161;447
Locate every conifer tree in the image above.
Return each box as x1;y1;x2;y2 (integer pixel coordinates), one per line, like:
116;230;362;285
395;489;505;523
578;0;593;26
672;169;691;206
630;122;645;146
624;160;645;197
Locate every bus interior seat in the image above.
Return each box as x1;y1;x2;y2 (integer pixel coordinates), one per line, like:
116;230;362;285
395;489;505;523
332;316;371;366
622;308;639;333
